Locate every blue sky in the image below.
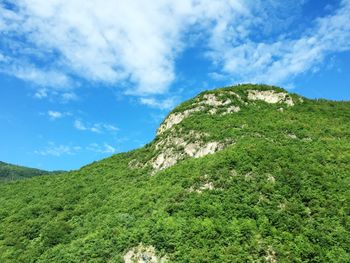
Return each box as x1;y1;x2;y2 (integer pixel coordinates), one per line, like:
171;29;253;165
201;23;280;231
1;0;350;171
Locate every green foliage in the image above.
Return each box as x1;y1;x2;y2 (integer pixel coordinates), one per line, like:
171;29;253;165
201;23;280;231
0;84;349;262
0;161;64;182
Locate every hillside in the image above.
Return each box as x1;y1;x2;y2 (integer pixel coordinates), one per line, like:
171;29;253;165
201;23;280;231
0;84;349;262
0;161;63;182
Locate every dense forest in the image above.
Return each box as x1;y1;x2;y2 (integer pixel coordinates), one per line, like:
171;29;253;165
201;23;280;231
0;161;63;182
0;84;349;262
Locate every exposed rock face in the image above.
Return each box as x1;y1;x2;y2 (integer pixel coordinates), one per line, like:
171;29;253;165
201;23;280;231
148;88;297;173
157;106;204;135
267;174;276;183
223;105;241;114
286;133;297;139
151;149;180;171
248;90;294;106
185;141;224;158
128;159;144;169
157;92;241;135
124;244;167;263
208;108;218;115
150;131;226;171
189;181;215;193
199;94;231;107
264;246;277;263
302;137;313;142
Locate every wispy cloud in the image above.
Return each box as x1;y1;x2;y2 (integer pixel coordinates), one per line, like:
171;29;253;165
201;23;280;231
0;1;188;94
74;120;118;134
35;142;117;156
86;143;117;154
205;0;350;87
0;1;251;96
61;92;78;102
34;143;81;156
73;120;87;131
48;110;63;120
1;0;350;97
47;110;71;120
139;97;177;110
34;89;48;99
34;88;78;102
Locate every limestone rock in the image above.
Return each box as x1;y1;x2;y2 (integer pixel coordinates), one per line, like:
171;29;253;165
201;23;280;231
189;181;215;193
124;244;167;263
157;106;204;135
151;149;183;171
223;105;241;114
248;90;294;106
150;131;227;172
200;93;231;107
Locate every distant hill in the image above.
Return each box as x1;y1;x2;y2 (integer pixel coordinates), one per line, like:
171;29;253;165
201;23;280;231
0;84;349;262
0;161;63;181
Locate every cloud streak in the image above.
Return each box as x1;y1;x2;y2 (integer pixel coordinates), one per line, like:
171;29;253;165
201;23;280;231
86;143;117;154
0;0;249;96
48;111;63;120
139;97;177;110
34;143;81;157
1;0;350;97
207;0;350;86
35;142;117;156
47;110;71;120
74;120;118;134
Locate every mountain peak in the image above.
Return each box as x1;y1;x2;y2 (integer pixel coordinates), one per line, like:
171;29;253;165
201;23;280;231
135;84;302;172
157;84;299;136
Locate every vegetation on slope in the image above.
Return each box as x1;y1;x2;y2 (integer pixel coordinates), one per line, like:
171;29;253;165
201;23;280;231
0;84;349;262
0;161;63;182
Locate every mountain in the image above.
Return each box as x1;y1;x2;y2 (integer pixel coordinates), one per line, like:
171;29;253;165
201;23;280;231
0;161;63;182
0;84;349;262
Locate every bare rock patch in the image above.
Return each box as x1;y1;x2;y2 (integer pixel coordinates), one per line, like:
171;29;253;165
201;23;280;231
124;244;167;263
150;131;227;172
223;105;241;114
128;159;144;169
264;246;277;263
157;92;243;135
286;133;297;139
267;174;276;183
302;137;313;142
157;106;204;135
187;141;224;158
248;90;294;106
189;181;215;193
200;94;231;107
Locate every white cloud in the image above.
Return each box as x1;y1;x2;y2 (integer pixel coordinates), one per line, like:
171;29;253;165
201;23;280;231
74;120;87;131
34;89;48;99
34;143;81;156
139;97;177;110
47;110;71;120
0;0;250;96
12;66;71;88
0;1;183;94
61;92;78;102
48;110;62;120
86;143;117;154
74;120;118;133
1;0;350;97
103;124;119;132
34;88;77;102
34;142;117;156
206;0;350;86
0;54;72;88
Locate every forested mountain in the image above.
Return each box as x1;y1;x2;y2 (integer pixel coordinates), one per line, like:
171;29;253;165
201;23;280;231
0;84;349;262
0;161;63;182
